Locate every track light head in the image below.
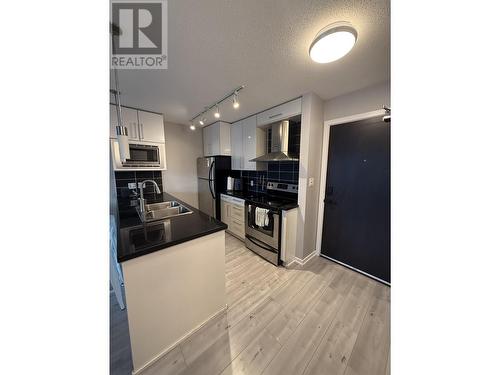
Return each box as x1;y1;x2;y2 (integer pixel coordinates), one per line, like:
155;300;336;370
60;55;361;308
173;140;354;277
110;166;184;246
214;105;221;118
232;91;240;109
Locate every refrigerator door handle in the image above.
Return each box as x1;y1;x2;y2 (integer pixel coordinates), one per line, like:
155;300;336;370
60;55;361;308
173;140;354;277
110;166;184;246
208;161;215;199
209;178;215;199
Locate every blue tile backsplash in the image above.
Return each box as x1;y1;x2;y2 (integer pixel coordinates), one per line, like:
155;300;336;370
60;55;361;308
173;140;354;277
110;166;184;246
234;161;299;193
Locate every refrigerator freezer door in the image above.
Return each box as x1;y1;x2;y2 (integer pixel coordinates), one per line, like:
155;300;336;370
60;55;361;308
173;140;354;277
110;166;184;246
198;178;215;217
197;157;214;179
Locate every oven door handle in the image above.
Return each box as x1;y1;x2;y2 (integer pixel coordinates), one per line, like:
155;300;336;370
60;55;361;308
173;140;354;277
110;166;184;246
247;204;279;216
245;235;277;253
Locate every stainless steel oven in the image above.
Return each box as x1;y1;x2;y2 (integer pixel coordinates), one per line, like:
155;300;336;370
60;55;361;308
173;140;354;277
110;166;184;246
245;202;280;265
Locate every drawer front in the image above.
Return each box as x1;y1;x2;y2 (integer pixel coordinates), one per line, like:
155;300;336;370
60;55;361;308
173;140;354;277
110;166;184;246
231;197;245;206
256;98;302;126
230;204;244;220
230;218;245;238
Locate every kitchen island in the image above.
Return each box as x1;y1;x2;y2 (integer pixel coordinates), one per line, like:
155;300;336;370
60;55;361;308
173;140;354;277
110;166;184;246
117;193;227;374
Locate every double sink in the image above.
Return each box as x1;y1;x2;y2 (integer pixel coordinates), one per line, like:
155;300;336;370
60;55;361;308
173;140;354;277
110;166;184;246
136;200;193;223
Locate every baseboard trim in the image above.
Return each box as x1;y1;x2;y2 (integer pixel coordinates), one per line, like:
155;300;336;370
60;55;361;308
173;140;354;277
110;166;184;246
287;250;317;268
132;304;228;375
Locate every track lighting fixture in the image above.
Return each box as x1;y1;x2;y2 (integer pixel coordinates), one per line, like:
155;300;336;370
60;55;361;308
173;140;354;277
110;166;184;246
189;121;196;131
232;91;240;109
189;85;244;127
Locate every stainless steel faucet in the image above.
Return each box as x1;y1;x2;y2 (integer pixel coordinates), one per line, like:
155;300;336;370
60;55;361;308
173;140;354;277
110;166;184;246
138;180;161;214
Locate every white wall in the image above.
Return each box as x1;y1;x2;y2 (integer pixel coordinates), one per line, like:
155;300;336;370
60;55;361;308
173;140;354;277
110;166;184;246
162;122;203;208
324;81;390;122
296;92;324;260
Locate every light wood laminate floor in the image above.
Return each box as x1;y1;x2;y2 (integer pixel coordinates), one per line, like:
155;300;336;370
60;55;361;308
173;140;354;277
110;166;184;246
111;233;390;375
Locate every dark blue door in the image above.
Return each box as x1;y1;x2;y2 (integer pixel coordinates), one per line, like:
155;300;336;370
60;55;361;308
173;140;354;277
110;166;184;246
321;117;390;283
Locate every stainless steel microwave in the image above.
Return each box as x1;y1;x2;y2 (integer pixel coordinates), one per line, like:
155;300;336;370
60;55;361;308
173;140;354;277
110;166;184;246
111;140;166;170
124;143;160;167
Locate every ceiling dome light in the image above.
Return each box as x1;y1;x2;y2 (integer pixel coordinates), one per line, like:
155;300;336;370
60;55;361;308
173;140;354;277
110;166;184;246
309;21;357;63
232;92;240;109
214;105;221;118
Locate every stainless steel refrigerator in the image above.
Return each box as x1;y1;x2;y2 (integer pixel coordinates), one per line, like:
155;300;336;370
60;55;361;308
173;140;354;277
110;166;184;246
197;156;231;219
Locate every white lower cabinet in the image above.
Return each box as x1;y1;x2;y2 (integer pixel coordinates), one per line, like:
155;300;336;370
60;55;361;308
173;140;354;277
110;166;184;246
221;194;245;240
280;208;298;266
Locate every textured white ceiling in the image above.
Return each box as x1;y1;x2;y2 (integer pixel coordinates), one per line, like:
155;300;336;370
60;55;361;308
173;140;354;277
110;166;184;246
111;0;390;126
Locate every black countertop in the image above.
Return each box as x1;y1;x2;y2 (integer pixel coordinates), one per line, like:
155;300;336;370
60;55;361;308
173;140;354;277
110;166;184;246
117;193;227;263
223;191;299;211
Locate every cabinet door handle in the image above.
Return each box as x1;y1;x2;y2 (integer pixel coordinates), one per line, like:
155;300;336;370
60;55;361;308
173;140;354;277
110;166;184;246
139;123;144;139
269;112;283;119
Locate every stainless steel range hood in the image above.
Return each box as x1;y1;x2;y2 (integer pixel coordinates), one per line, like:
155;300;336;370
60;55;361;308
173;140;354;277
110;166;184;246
250;120;299;162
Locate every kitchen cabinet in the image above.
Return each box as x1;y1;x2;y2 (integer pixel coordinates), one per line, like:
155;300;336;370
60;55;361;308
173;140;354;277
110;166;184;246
203;122;231;156
280;208;298;266
137;110;165;143
221;199;231;227
256;97;302;127
110;104;165;143
110;104;141;141
230;115;266;171
242;116;266;170
230;120;243;170
220;194;245;240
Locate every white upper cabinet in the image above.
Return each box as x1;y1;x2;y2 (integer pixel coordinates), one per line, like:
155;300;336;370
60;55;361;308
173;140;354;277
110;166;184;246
230;120;243;170
110;104;118;138
230;115;266;171
110;105;140;140
203;122;231;156
203;124;216;156
110;104;165;143
256;97;302;126
137;110;165;143
242;116;266;170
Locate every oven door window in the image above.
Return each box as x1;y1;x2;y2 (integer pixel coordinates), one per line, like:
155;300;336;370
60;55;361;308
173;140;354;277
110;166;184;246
128;145;160;163
247;205;275;236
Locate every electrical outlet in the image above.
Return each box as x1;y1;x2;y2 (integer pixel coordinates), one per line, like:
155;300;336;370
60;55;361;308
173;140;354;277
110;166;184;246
308;177;314;187
128;182;137;189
